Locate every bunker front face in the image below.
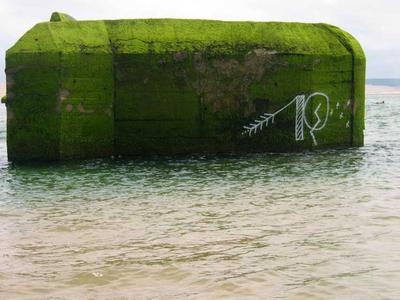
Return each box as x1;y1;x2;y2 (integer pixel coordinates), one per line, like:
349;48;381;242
3;12;366;161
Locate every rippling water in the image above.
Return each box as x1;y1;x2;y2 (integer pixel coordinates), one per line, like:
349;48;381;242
0;95;399;299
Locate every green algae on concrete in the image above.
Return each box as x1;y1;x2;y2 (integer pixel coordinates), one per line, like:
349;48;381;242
4;13;366;161
50;12;76;22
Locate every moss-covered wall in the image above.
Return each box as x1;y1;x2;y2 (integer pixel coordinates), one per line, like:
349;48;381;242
4;14;366;161
54;21;114;159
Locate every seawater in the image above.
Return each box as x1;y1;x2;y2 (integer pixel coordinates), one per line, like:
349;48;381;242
0;95;399;299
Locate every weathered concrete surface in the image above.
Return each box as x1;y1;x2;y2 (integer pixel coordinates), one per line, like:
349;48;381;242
4;13;366;161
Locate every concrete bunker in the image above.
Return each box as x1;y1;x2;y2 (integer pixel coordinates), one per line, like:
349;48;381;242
4;12;365;161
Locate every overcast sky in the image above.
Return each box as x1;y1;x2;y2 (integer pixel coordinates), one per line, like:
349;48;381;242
0;0;399;81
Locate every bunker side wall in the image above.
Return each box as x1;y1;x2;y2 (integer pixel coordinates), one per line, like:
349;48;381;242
6;21;115;161
5;52;61;161
106;20;359;155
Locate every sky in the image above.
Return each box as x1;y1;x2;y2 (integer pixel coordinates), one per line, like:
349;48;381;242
0;0;399;82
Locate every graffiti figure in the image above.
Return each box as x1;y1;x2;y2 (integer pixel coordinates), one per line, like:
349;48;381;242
243;92;330;146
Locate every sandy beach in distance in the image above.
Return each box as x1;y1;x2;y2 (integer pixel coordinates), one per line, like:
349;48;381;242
0;83;5;98
365;84;400;95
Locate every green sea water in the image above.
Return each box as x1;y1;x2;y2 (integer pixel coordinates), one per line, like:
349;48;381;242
0;95;399;299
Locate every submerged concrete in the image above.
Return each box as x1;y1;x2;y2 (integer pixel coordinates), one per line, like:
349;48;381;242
4;12;365;161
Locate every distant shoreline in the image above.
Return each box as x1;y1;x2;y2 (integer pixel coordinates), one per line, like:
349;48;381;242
365;84;400;95
1;83;400;98
0;83;5;98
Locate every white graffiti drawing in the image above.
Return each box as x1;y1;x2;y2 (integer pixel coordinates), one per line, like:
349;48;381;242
242;113;275;136
243;92;330;146
243;96;301;136
295;95;306;141
303;92;330;146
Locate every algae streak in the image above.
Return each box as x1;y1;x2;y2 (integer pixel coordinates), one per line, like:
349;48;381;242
4;14;365;161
